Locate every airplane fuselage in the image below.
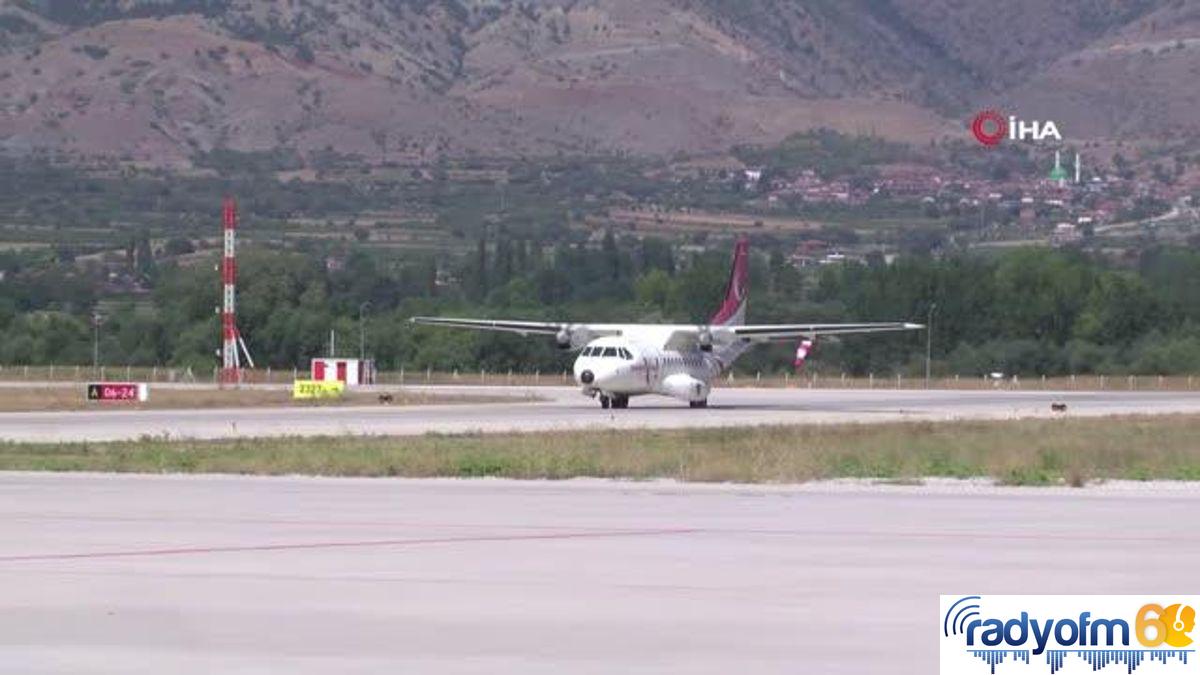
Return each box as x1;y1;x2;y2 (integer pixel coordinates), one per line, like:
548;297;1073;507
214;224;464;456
572;335;747;406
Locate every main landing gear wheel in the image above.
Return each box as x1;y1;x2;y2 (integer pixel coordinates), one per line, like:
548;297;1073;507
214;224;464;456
600;395;629;409
689;399;708;409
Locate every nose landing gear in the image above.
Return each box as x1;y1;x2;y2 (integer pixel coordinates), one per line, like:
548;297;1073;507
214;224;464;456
599;394;629;409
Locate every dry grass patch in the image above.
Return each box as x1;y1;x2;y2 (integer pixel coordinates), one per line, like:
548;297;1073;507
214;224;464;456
0;415;1198;486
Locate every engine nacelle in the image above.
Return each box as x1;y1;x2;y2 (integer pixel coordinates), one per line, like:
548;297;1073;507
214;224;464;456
555;328;572;350
697;327;714;352
555;325;592;350
660;373;711;403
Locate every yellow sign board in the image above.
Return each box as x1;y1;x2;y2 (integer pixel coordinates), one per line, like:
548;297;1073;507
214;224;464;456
292;380;345;400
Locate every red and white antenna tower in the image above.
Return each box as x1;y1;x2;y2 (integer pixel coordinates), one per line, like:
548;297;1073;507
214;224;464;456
220;197;254;385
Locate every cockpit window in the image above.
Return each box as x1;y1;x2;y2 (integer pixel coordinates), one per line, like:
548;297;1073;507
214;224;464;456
582;347;594;356
602;347;618;357
619;348;632;360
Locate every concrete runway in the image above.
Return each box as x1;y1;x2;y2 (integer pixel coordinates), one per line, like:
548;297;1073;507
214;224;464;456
2;472;1198;674
1;385;1199;442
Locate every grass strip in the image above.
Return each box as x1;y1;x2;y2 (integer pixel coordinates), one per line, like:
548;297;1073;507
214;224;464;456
0;388;519;412
2;415;1199;486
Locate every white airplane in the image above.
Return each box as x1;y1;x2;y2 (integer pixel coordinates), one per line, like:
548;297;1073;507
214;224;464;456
412;238;923;409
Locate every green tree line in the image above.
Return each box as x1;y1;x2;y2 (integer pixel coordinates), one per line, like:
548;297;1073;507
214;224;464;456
1;236;1199;376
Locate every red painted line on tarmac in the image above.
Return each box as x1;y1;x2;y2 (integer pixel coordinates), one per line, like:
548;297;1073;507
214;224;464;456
721;528;1200;544
0;528;701;563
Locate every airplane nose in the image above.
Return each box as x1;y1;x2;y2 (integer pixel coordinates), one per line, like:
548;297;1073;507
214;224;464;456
579;370;594;384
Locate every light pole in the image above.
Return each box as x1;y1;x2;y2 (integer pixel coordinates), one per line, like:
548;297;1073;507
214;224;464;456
358;301;370;361
925;302;937;387
91;311;104;374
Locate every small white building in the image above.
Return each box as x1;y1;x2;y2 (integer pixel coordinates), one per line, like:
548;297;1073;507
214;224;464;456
310;358;376;386
1051;222;1081;245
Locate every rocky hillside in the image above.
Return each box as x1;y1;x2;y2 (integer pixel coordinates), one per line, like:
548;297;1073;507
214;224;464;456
0;0;1192;165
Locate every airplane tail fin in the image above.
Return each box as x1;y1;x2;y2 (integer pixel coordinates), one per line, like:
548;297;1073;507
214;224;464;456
709;237;749;327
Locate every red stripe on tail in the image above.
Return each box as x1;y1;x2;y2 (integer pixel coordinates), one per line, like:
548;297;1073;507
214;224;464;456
710;237;749;326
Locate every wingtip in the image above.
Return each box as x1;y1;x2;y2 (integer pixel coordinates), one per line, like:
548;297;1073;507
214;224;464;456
906;323;926;330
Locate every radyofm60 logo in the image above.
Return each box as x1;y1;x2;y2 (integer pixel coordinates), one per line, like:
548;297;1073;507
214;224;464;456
940;595;1197;674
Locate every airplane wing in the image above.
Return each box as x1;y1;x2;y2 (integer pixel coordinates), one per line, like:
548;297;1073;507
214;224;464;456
725;322;923;342
412;316;921;346
409;317;624;347
410;317;566;336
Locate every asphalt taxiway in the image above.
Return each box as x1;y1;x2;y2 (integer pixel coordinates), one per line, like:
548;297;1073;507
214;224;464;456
1;472;1196;674
1;385;1198;442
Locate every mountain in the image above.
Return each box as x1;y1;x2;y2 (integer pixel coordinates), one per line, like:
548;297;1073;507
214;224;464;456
0;0;1192;166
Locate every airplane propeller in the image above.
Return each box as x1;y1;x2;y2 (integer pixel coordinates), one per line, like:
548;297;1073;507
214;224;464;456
555;325;573;350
